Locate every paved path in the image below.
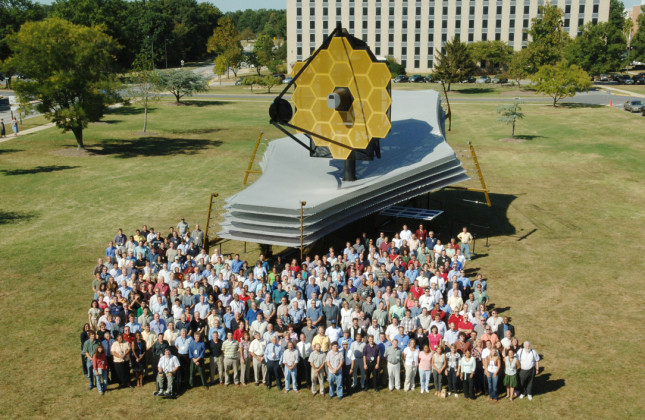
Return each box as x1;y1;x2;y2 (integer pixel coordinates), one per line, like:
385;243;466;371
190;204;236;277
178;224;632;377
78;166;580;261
0;122;54;143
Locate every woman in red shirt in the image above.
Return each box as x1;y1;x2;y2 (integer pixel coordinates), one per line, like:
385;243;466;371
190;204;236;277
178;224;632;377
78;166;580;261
233;320;247;342
428;325;443;351
92;344;109;395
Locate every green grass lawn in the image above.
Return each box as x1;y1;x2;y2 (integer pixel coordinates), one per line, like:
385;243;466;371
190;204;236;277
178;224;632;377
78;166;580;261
0;98;644;418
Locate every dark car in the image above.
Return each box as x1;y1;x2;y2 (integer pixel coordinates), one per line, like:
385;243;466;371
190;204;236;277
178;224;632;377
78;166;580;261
393;75;409;83
460;76;476;83
408;74;425;83
476;75;491;84
624;100;643;112
272;73;285;81
424;75;435;83
622;75;634;85
633;74;645;85
492;75;508;84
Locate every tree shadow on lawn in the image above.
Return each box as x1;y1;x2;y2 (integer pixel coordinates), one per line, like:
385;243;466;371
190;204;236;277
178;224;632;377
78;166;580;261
1;165;79;176
106;106;146;116
513;135;545;141
0;148;23;155
181;100;231;107
0;209;38;225
558;102;604;109
455;87;495;94
166;128;223;135
92;137;223;158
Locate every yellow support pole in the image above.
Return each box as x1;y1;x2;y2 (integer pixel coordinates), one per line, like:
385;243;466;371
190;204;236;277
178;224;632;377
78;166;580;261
468;141;492;207
300;201;306;261
243;131;264;185
204;192;218;253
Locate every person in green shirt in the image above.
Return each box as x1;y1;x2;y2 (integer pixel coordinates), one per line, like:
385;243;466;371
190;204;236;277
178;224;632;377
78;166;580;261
82;331;100;390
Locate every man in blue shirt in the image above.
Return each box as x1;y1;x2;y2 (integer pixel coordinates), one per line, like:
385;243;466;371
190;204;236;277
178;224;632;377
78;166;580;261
174;329;193;391
304;278;320;300
188;333;208;389
272;283;287;305
288;301;305;330
231;254;244;274
393;326;410;350
405;267;418;283
306;300;323;327
125;314;141;334
264;336;283;390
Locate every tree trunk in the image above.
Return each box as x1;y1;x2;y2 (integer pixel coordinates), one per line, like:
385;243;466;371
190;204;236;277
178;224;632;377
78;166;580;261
512;120;515;138
143;104;148;133
553;96;557;107
441;80;452;132
72;126;84;149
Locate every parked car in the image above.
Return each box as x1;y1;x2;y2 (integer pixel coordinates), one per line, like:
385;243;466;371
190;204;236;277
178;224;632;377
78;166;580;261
408;74;425;83
283;76;293;84
272;73;286;80
624;100;643;112
460;76;476;83
393;75;409;82
641;105;645;117
424;75;435;83
598;74;609;82
621;75;634;85
492;75;508;84
633;74;645;85
476;75;491;84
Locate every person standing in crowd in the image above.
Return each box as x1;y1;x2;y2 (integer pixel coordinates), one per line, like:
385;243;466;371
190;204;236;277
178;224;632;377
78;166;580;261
296;333;312;389
209;330;224;385
188;333;208;389
309;342;326;395
175;329;193;391
326;342;344;400
402;338;419;392
484;344;501;401
92;344;108;395
431;345;446;396
504;348;521;401
155;348;180;398
111;333;132;389
249;332;266;386
517;341;540;401
11;116;18;137
222;331;240;386
418;344;433;394
446;344;461;397
239;331;252;386
281;340;300;393
362;334;380;391
265;336;283;391
131;331;147;387
458;348;476;400
81;324;91;377
0;118;5;137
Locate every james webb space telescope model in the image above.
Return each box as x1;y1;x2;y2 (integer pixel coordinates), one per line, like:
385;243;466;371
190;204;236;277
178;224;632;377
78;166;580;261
217;25;468;248
270;25;392;181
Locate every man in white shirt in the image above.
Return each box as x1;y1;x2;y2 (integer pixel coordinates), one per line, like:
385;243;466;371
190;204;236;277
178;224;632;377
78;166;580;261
400;225;412;242
325;320;342;344
155;348;180;397
249;332;267;385
419;288;434;310
517;341;540;400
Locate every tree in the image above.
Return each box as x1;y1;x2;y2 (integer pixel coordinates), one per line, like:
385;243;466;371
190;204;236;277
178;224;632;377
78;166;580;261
258;75;280;93
525;3;570;73
242;75;260;93
505;49;532;86
631;6;645;62
497;99;525;138
245;52;263;75
128;51;160;132
207;16;244;78
254;34;277;72
433;38;477;91
157;69;207;103
530;61;592;107
468;40;514;74
434;37;477;131
565;22;625;75
239;27;255;41
386;56;405;76
5;17;120;149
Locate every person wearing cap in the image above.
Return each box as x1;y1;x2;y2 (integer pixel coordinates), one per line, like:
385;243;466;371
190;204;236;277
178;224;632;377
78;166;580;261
309;342;326;395
517;341;540;400
326;342;344;399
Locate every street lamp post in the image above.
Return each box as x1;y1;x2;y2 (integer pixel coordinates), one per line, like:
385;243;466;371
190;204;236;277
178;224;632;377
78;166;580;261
300;201;306;262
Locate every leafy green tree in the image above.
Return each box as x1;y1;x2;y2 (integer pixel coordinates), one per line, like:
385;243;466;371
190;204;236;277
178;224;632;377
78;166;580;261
525;3;570;73
5;17;120;149
433;37;477;91
239;27;255;41
258;75;280;93
505;49;532;86
497;99;525;138
530;61;591;107
434;37;476;131
207;16;244;77
468;40;514;74
128;51;160;132
242;75;260;93
386;56;405;76
245;52;263;75
157;68;208;103
566;22;625;75
254;34;279;72
631;6;645;62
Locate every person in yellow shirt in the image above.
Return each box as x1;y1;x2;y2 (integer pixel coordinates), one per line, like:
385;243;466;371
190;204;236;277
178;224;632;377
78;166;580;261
312;326;330;353
457;227;473;261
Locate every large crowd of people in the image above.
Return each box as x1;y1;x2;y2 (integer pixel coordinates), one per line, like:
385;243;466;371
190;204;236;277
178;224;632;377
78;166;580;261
81;219;541;402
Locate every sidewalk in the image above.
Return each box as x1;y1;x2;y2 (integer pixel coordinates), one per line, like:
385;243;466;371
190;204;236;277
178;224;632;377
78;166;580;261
601;86;645;98
0;122;54;144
